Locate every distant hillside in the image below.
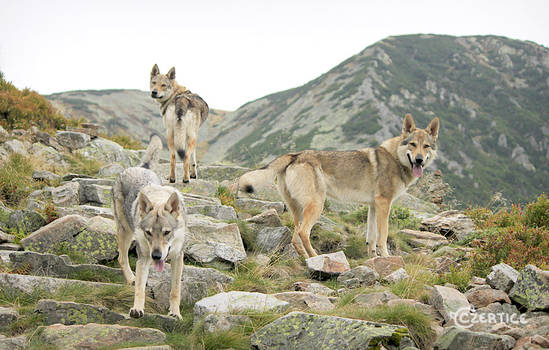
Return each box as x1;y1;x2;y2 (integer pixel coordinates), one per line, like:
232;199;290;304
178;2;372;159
202;34;549;205
46;89;227;158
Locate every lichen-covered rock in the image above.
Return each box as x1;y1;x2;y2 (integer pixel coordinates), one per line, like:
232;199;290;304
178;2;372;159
203;313;251;333
28;142;65;164
293;281;336;296
186;204;237;221
35;299;126;325
421;210;475;240
7;209;46;234
185;214;246;264
67;216;118;264
486;263;520;293
0;306;18;328
337;265;379;288
20;215;88;253
509;264;549;311
306;251;351;279
80;183;112;205
273;292;335;311
55;131;91;150
76;138;140;167
235;198;285;215
434;326;515;350
364;256;405;278
30;323;166;349
250;311;411;350
430;285;470;323
194;291;289;320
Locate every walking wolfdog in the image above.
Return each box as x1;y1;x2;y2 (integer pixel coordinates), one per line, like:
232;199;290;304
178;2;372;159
150;64;209;183
112;135;187;319
238;114;439;258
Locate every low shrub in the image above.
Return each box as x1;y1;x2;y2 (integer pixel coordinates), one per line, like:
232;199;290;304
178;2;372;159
0;153;40;207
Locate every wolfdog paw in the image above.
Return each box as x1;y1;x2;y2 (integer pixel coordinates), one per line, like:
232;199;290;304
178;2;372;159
190;174;197;179
169;178;176;183
168;312;182;320
182;179;190;184
129;308;144;318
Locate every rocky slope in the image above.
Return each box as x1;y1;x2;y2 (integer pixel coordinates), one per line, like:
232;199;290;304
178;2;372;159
0;126;548;349
202;34;549;205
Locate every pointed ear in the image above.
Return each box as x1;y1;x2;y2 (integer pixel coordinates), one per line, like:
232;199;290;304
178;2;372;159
137;192;153;218
164;192;181;216
151;64;160;79
426;117;440;141
402;114;416;136
167;67;176;80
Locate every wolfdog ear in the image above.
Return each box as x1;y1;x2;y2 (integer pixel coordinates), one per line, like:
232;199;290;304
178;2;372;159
138;192;153;217
402;114;416;136
151;64;160;79
164;192;181;216
426;117;440;141
167;67;176;80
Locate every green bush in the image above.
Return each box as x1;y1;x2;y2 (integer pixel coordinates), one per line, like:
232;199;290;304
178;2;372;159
0;153;40;206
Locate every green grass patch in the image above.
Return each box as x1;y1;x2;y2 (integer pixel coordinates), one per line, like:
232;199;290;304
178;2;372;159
215;186;236;208
0;153;41;207
64;152;103;176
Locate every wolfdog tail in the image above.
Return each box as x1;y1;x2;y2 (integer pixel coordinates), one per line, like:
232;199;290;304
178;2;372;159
237;152;301;195
138;134;163;169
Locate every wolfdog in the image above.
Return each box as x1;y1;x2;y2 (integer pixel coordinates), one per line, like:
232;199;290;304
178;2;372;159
150;64;209;183
112;135;187;319
238;114;439;258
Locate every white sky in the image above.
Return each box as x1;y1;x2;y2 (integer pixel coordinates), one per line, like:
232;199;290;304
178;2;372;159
1;0;548;110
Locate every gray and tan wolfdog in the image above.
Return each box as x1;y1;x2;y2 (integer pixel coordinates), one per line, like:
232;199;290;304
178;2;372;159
150;64;209;183
238;114;439;258
112;135;187;319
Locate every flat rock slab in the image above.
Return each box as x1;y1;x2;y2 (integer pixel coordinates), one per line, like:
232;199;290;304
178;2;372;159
355;291;399;308
509;264;549;311
306;251;351;279
337;265;379;288
30;323;166;349
235;198;285;215
20;214;87;253
465;288;511;309
186;204;237;221
250;311;410;350
194;291;290;320
364;256;405;278
35;299;127;325
273;292;335;311
434;326;515;350
399;229;449;249
293;281;336;296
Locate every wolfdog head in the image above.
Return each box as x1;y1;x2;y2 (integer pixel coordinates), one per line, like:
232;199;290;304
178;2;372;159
136;189;183;272
150;64;176;101
397;114;440;178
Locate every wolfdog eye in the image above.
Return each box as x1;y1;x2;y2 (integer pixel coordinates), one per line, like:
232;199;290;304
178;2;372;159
161;84;167;88
163;230;171;236
424;144;430;149
409;142;417;147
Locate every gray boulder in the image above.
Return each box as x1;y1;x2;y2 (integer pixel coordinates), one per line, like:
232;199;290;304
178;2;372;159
20;214;88;252
186;204;237;221
52;181;80;207
0;273;126;295
203;313;251;333
0;335;26;350
4;139;27;154
0;306;18;328
32;170;61;182
273;291;335;311
76;138;140;167
306;251;351;279
235;198;285;215
55;131;90;150
355;291;399;308
430;285;470;323
509;264;549;311
293;281;335;296
250;311;411;350
364;256;405;278
185;214;246;264
434;326;515;350
57;205;113;219
421;210;475;240
337;265;379;288
6;209;46;234
194;291;289;320
487;263;520;293
399;229;449;249
383;267;409;284
256;226;292;252
98;163;125;178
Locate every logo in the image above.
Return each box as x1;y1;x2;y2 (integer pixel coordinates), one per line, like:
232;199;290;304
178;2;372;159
451;306;528;329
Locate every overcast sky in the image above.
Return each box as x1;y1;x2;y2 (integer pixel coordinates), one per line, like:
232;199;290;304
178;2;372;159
1;0;548;110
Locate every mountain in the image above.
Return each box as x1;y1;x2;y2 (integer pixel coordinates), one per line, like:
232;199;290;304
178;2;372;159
46;89;227;158
46;35;549;205
203;34;549;205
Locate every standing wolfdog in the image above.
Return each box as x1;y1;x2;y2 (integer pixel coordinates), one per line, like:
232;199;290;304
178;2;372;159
150;64;209;183
112;135;187;319
238;114;439;258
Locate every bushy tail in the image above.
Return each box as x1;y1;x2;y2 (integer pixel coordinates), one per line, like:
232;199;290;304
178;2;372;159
237;153;301;195
138;134;163;169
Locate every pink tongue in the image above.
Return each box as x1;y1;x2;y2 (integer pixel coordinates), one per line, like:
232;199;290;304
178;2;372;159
154;260;165;272
412;164;423;178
